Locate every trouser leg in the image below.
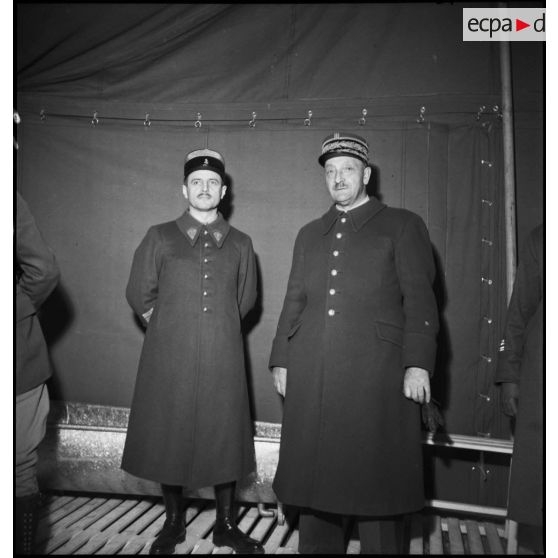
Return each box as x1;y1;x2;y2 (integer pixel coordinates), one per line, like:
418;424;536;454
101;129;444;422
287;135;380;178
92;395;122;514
298;507;346;554
15;383;49;555
149;484;185;555
358;514;405;554
213;481;264;554
15;493;41;555
15;383;49;497
518;522;544;555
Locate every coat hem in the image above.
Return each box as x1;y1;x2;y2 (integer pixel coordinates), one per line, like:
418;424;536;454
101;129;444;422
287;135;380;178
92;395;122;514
121;464;256;491
273;488;425;517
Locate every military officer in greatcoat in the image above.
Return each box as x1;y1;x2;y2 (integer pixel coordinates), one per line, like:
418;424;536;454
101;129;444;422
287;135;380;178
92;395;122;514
495;224;543;553
122;149;264;554
15;110;61;555
270;133;439;554
16;191;60;555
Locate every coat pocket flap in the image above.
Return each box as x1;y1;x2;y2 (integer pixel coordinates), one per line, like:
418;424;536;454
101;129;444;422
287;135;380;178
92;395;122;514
375;321;404;346
287;321;303;339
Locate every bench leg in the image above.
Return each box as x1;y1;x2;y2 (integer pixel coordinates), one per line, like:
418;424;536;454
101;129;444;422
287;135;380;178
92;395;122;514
505;519;518;554
277;501;285;525
257;502;276;518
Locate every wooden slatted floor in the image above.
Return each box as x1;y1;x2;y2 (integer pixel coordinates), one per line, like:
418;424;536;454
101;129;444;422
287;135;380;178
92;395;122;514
34;493;509;554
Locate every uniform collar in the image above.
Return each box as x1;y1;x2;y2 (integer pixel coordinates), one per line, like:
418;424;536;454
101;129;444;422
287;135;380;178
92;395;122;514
175;211;231;248
321;196;386;234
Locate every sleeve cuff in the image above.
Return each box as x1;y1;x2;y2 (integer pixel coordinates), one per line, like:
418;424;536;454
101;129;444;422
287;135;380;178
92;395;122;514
403;332;437;376
269;335;289;370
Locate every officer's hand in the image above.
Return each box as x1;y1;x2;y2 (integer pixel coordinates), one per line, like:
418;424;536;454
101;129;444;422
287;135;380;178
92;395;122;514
272;367;287;397
500;382;519;417
403;367;431;404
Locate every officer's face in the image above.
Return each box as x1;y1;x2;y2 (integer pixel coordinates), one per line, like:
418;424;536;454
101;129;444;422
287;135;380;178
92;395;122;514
324;156;371;209
183;170;226;212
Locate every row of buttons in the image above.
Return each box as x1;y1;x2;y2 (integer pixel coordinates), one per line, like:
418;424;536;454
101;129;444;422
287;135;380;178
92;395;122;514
327;215;347;317
202;229;212;313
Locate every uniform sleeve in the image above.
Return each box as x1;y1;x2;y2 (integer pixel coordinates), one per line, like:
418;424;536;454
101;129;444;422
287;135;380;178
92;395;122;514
238;237;258;319
495;226;542;384
16;192;60;317
395;214;439;374
125;226;163;326
269;230;307;369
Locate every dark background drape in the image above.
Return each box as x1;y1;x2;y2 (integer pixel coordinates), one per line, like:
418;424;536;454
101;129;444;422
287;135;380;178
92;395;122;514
16;3;543;508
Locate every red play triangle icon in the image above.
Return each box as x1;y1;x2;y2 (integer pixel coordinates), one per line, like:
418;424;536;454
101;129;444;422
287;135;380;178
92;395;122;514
516;18;530;31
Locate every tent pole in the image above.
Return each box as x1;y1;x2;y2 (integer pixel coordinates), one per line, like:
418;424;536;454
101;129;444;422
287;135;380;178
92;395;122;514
499;38;517;303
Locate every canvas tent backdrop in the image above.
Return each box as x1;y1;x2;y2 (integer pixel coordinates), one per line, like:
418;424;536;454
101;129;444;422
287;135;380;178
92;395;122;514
16;4;543;509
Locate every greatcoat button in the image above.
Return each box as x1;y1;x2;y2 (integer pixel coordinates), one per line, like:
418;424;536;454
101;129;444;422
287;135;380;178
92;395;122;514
341;217;347;223
333;250;339;257
328;309;335;316
331;269;338;276
336;233;342;239
329;289;336;295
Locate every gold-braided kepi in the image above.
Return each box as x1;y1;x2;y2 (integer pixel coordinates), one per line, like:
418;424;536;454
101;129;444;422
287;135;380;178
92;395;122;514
318;132;370;167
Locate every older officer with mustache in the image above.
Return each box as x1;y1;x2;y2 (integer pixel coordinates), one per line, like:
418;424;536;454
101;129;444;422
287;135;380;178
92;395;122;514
270;133;439;554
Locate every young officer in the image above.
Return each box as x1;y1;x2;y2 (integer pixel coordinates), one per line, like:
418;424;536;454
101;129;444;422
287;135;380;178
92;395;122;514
123;149;263;555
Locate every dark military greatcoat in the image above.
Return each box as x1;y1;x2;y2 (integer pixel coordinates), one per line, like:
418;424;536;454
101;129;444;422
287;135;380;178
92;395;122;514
495;225;543;526
16;192;60;395
122;211;257;489
269;197;439;516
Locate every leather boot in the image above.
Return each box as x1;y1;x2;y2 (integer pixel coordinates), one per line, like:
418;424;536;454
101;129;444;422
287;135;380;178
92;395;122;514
213;481;264;554
15;493;41;555
149;484;186;555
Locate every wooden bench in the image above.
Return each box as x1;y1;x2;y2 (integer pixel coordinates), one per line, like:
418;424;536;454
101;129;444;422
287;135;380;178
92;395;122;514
38;401;517;553
422;432;516;554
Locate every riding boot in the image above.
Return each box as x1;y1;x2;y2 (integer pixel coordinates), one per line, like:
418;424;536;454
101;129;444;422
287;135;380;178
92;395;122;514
149;484;186;555
213;481;264;554
15;493;41;555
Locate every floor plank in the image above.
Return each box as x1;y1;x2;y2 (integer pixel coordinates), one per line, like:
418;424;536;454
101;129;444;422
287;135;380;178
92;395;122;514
428;514;444;555
95;533;130;555
248;513;277;545
50;530;93;555
38;495;76;518
41;496;91;528
120;501;164;535
174;505;219;554
102;499;154;534
263;518;291;554
35;494;514;555
93;499;144;534
73;531;112;555
446;517;465;555
464;519;485;555
346;538;361;554
483;521;505;555
409;513;424;555
46;497;108;536
192;538;215;554
63;497;126;532
118;537;151;554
